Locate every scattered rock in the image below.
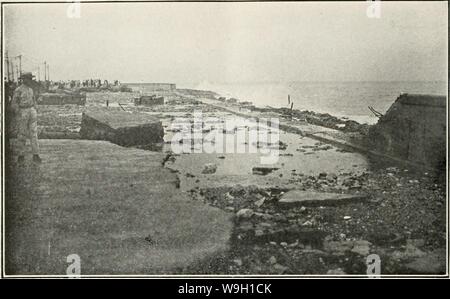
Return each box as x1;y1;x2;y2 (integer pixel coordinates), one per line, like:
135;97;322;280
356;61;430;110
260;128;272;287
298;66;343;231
404;250;446;274
144;235;156;245
319;172;327;179
253;212;273;220
350;240;371;256
327;268;346;275
268;256;277;265
392;243;427;260
367;232;403;246
407;239;425;248
273;264;289;274
225;192;235;201
233;258;243;267
236;208;254;219
323;239;371;256
239;221;254;231
323;240;354;255
255;229;265;237
302;220;313;226
254;198;265;208
252;167;280;175
202;163;217;174
225;207;234;212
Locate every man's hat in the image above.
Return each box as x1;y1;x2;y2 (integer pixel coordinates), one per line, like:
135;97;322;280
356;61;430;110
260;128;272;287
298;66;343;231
19;72;35;79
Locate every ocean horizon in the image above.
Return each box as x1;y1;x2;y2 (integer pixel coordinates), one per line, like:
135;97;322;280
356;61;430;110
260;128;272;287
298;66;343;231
126;81;447;124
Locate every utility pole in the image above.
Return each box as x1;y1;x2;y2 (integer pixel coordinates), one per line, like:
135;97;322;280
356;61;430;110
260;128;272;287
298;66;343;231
16;64;20;82
17;55;22;76
10;60;14;82
47;64;50;81
44;61;47;81
6;51;10;81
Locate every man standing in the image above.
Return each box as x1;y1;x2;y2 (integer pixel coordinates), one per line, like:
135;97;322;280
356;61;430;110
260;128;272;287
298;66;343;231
12;72;42;163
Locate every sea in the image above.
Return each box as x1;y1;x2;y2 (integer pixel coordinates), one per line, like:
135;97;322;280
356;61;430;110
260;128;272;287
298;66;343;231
176;81;447;124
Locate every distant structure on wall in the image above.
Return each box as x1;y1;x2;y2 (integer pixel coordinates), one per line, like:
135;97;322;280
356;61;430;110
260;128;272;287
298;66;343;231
141;83;176;92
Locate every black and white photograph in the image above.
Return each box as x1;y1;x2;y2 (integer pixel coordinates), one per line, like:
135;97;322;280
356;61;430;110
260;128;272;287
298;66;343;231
0;0;448;280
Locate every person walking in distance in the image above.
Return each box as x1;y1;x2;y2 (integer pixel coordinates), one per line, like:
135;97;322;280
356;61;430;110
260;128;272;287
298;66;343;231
12;72;42;163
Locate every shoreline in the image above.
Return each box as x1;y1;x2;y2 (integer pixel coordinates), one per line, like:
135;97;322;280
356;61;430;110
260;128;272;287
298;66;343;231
176;88;372;132
4;88;446;275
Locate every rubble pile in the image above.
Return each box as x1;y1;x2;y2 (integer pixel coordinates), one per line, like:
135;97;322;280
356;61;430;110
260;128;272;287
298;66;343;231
38;92;86;105
187;166;445;274
254;107;371;135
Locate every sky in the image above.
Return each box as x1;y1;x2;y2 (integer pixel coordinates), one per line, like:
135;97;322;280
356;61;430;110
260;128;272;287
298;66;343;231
3;1;448;84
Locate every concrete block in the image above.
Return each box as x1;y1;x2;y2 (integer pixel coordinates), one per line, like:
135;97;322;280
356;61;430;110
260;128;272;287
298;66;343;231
278;190;367;206
80;109;164;146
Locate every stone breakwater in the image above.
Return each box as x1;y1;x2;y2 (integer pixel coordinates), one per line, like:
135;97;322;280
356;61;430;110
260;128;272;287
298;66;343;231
256;107;371;135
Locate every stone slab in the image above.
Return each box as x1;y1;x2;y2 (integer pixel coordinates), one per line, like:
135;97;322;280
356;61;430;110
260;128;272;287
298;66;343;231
404;249;446;274
278;190;367;206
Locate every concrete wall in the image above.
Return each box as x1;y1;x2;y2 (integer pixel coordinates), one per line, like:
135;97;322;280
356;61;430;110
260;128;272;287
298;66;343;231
368;94;446;170
38;93;86;105
141;83;176;92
